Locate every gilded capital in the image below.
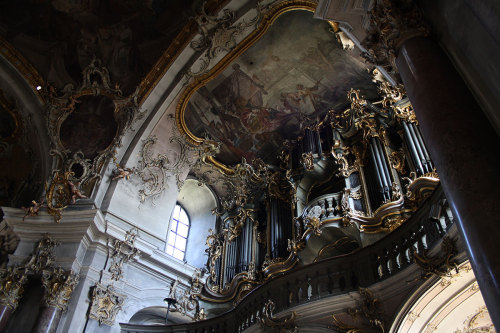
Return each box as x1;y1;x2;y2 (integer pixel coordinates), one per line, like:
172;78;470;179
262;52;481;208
41;268;79;311
361;0;430;74
0;267;28;311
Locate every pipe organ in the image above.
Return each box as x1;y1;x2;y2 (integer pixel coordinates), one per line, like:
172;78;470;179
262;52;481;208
203;82;439;299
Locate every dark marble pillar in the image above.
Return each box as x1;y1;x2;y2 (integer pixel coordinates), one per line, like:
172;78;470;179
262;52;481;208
396;36;500;327
31;268;79;333
0;305;12;332
31;306;62;333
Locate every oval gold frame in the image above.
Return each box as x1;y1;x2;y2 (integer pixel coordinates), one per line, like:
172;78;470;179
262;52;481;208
175;0;338;173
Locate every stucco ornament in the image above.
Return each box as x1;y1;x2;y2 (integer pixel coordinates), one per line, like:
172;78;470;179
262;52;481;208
89;283;126;326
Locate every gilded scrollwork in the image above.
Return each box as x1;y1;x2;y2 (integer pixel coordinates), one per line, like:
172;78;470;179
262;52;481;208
348;88;368;116
402;170;440;204
164;270;206;320
454;306;495;333
0;266;28;311
343;288;386;333
45;171;77;223
301;152;314;171
89;282;126;326
259;299;297;333
41;267;79;311
413;236;458;279
389;149;406;174
205;229;223;291
225;207;256;242
287;238;305;255
304;205;323;236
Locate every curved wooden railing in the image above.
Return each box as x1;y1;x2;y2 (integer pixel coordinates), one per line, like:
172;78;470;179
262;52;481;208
120;186;455;333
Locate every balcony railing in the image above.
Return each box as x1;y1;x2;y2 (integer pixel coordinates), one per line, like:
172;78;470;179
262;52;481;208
120;186;456;333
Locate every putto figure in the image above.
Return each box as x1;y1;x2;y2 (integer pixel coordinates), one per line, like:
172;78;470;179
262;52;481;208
22;199;44;220
67;180;87;204
112;167;134;181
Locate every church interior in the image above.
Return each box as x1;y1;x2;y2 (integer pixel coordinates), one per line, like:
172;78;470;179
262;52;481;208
0;0;498;332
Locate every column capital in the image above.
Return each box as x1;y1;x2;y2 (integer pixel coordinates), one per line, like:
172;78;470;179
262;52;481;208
361;0;430;75
0;266;28;311
41;267;79;312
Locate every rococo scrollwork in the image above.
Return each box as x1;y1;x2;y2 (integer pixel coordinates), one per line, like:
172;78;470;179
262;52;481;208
108;228;140;281
42;57;144;221
259;299;297;333
89;282;126;326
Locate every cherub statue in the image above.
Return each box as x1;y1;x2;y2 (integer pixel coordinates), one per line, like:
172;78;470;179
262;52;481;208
112;167;134;181
62;96;81;113
67;180;87;204
22;199;44;220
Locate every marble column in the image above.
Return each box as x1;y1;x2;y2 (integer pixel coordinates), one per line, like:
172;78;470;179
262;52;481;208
32;306;63;333
0;305;13;332
32;268;79;333
0;267;28;332
395;36;500;328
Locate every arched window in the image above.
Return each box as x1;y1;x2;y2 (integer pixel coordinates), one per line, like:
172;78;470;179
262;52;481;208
166;204;190;260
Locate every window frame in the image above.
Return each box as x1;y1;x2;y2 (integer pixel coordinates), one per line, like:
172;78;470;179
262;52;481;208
166;203;190;261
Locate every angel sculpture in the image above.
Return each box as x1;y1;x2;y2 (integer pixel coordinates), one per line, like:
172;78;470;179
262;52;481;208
67;180;87;204
22;199;44;220
112;167;134;181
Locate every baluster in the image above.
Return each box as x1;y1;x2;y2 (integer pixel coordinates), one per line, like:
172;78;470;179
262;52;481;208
398;239;407;268
311;271;320;299
350;271;359;289
382;248;391;276
285;281;292;307
375;254;384;280
319;200;326;219
296;279;303;303
327;268;334;294
391;242;401;272
339;275;346;291
416;224;427;251
326;197;335;217
443;204;454;229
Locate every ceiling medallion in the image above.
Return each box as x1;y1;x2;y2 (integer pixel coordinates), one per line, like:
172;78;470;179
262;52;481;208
40;57;144;220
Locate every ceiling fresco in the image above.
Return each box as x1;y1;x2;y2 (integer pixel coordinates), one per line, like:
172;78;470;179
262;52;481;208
184;10;378;166
0;0;205;94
